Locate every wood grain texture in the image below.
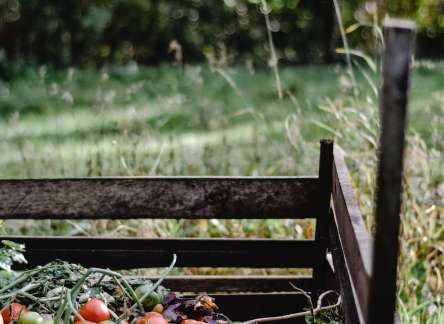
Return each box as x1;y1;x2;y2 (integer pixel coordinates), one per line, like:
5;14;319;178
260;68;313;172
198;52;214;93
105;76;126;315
332;147;373;323
368;18;416;324
313;139;334;295
130;275;312;293
0;177;319;219
329;215;360;324
3;236;317;269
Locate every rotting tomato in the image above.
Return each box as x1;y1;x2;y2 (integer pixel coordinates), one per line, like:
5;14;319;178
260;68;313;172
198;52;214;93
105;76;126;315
143;312;167;324
78;298;110;322
1;303;28;324
135;319;148;324
17;311;43;324
143;312;163;319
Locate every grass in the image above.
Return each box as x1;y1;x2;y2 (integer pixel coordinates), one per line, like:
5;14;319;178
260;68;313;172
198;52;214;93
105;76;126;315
0;62;443;322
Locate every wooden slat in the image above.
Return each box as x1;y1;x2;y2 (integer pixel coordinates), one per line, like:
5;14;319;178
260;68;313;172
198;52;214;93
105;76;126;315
190;293;312;323
369;18;415;324
313;139;334;295
332;147;373;323
0;177;318;219
2;236;317;269
131;275;312;293
329;216;360;324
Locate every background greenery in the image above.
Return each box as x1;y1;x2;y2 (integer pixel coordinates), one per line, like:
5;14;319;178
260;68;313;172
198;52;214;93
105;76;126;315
0;1;443;323
0;61;443;323
1;0;444;74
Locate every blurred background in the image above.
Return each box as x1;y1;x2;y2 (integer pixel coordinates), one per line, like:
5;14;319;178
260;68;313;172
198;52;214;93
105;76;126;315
0;1;443;323
0;0;443;73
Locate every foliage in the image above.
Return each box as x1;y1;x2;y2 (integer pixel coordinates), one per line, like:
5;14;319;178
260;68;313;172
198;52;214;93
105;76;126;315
0;0;339;72
0;256;179;323
0;240;26;273
0;61;443;322
0;240;27;288
1;0;444;72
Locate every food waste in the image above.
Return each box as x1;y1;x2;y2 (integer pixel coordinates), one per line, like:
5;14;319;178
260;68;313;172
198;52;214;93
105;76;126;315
0;241;232;324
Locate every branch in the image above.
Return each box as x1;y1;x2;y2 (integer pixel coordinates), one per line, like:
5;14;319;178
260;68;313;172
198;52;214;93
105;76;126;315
241;290;341;324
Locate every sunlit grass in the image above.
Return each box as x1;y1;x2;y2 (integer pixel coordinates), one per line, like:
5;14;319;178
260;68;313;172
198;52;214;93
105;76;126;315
0;63;443;322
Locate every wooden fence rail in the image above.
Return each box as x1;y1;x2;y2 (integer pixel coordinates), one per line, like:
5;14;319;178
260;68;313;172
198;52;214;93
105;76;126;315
0;177;318;219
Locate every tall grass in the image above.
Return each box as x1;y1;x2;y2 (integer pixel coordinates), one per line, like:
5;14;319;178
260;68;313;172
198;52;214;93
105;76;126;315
0;4;443;322
326;3;444;321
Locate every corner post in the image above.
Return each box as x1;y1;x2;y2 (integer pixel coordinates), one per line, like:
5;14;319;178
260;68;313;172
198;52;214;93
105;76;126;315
368;18;416;324
313;139;334;294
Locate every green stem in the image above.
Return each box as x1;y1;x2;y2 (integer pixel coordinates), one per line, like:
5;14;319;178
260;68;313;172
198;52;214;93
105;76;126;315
112;276;141;312
0;283;39;300
128;254;177;312
0;265;50;294
69;267;146;316
66;290;87;324
54;290;69;324
333;0;358;97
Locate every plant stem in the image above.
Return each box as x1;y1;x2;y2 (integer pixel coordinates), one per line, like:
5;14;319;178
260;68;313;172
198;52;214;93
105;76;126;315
261;0;283;100
0;265;50;294
333;0;358;96
242;290;341;324
128;254;177;312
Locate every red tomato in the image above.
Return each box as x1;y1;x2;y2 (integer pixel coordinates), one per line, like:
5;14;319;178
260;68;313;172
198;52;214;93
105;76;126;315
181;320;207;324
74;321;97;324
143;313;167;324
143;313;163;319
1;303;28;324
146;317;167;324
78;298;110;322
0;313;4;324
135;319;148;324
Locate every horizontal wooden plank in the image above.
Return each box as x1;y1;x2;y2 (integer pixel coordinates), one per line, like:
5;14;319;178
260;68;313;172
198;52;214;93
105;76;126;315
0;177;319;219
189;293;313;323
2;236;317;269
131;275;312;293
332;147;373;323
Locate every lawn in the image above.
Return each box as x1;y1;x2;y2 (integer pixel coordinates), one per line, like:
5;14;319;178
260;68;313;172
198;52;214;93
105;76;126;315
0;62;443;322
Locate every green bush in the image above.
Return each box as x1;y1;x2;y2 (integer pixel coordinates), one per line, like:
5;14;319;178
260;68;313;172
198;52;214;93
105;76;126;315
0;0;444;71
0;0;347;68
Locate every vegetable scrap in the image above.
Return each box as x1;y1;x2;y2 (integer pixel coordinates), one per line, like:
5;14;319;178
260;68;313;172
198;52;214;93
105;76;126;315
0;241;232;324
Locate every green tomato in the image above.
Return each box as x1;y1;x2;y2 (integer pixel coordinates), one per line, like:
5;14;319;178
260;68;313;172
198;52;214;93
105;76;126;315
135;284;162;309
18;312;43;324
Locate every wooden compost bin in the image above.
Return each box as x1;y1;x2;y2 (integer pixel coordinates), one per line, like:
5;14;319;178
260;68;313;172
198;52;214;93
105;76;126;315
0;19;416;324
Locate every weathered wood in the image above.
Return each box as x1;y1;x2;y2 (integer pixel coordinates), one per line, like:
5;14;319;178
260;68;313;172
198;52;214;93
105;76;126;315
329;214;360;324
313;139;334;295
2;236;317;269
332;146;373;323
368;18;415;324
0;177;319;219
130;275;312;293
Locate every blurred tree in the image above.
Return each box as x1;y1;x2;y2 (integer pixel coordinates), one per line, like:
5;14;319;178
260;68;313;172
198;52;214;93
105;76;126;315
0;0;443;71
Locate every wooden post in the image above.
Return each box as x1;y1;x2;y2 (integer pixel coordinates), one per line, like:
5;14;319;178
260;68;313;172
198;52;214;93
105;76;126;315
368;18;416;324
313;139;334;295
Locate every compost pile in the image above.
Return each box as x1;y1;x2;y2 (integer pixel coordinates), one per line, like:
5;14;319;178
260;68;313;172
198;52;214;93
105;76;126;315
0;241;231;324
